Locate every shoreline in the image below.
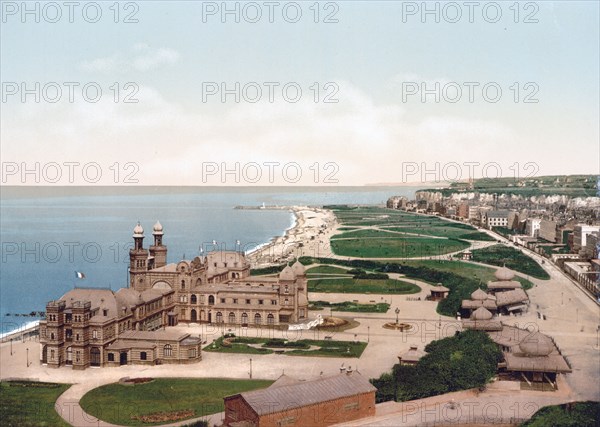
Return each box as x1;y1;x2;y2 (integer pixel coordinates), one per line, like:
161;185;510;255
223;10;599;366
246;206;338;268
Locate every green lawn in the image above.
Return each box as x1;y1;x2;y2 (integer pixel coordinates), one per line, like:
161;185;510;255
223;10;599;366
401;260;535;290
471;245;550;279
521;401;599;427
382;226;494;241
308;277;420;294
309;300;390;313
80;378;272;426
331;236;469;258
0;381;71;427
306;265;350;275
204;337;367;358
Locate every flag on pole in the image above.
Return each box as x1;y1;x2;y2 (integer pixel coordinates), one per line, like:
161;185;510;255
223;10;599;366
75;271;86;279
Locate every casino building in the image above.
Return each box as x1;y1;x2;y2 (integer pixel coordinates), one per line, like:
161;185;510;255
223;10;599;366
39;222;309;369
129;221;309;326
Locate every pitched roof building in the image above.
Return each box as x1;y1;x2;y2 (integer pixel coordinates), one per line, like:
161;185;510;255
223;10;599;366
223;372;376;427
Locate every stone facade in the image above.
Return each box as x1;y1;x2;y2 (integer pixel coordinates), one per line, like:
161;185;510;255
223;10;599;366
38;286;202;370
128;222;309;326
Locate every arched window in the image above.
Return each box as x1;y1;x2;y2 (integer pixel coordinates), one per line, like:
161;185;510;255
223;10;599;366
164;344;172;356
241;313;248;324
191;309;197;322
191;294;197;304
254;313;262;324
196;278;202;286
181;280;185;289
216;312;223;323
267;314;275;325
208;295;215;305
228;312;236;323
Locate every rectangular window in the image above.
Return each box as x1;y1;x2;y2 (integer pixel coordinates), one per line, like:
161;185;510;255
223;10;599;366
233;298;238;304
258;300;264;305
221;298;226;303
246;299;251;304
271;300;277;305
140;351;147;360
344;402;359;411
108;353;114;362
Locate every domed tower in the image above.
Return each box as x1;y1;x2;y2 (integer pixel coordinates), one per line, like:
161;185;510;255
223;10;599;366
149;220;167;269
291;260;308;298
291;261;308;320
129;222;149;290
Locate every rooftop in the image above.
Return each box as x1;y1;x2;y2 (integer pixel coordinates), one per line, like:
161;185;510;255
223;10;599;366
228;373;376;416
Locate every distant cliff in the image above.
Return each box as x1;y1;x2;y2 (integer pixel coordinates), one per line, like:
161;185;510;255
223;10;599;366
415;190;600;209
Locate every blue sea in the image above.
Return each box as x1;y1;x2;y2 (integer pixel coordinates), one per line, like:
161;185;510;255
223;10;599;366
0;186;419;336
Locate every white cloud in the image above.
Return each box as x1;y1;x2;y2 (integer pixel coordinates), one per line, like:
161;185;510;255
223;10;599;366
80;44;180;73
1;81;539;185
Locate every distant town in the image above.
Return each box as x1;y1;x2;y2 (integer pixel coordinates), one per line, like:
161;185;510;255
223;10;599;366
387;174;600;302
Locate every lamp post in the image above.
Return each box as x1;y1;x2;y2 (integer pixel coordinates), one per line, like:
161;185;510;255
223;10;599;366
367;326;370;343
249;358;252;379
26;348;29;367
10;338;13;356
395;307;400;325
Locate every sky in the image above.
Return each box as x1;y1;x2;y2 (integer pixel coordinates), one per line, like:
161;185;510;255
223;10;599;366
1;1;599;186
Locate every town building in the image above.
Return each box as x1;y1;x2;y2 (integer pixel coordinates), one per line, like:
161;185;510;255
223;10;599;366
128;222;309;325
485;210;510;228
397;346;427;366
39;287;202;369
539;219;559;243
573;224;600;253
429;284;449;301
489;327;571;387
39;222;310;369
223;372;377;427
461;268;529;316
526;218;542;238
457;202;470;219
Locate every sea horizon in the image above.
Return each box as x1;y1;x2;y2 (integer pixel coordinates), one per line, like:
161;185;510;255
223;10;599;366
0;185;420;336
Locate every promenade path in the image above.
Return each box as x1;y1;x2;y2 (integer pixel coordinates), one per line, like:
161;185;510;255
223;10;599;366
2;209;597;426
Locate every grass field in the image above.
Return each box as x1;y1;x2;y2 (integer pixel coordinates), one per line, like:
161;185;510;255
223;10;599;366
306;265;350;275
308;277;421;294
330;236;469;258
470;245;550;279
309;300;390;313
399;260;535;289
382;226;495;241
204;337;367;358
80;378;272;426
0;381;71;427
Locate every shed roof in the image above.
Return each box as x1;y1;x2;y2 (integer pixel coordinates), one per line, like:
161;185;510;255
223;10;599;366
229;373;376;416
398;346;426;363
495;289;529;307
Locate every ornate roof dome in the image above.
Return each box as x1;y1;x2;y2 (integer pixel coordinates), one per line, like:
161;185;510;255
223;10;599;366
495;266;515;281
133;222;144;237
279;265;296;281
519;332;554;356
470;307;493;321
471;288;489;301
291;260;306;276
153;220;163;234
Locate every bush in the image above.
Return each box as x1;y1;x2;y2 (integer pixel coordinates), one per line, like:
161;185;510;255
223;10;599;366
371;330;502;403
521;401;600;427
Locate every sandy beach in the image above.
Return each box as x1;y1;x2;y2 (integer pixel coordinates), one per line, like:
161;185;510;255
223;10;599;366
246;206;338;267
